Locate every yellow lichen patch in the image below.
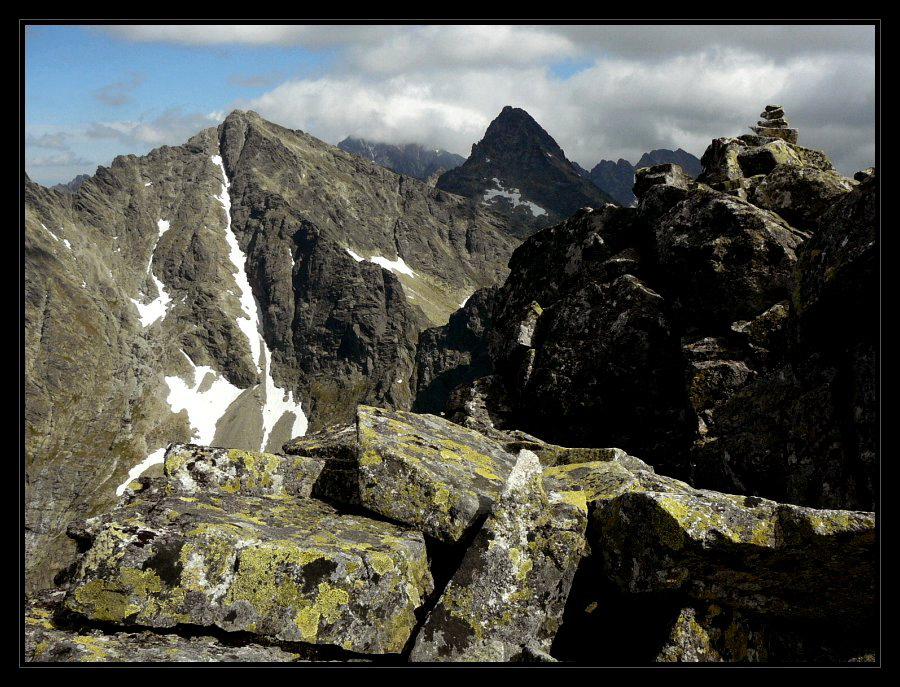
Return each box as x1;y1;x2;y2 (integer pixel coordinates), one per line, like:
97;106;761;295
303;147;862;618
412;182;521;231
654;498;689;551
360;449;382;466
179;531;237;592
369;552;395;576
437;443;503;483
119;567;164;596
315;582;350;623
433;484;450;509
295;606;320;642
72;635;113;661
26;608;56;630
32;640;50;658
516;559;533;581
507;589;531;603
71;580;131;622
508;547;521;566
556;490;588;513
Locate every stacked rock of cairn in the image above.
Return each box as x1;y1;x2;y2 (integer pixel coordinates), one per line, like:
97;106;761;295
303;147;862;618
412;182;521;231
751;104;798;144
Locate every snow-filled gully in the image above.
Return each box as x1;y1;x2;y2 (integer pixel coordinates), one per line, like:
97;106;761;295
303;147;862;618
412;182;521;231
115;151;309;495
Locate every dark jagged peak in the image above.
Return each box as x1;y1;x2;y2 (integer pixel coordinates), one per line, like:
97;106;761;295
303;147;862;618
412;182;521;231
437;106;615;238
337;136;465;182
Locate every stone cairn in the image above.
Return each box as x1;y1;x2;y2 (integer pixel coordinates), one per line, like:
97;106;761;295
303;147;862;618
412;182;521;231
751;104;798;144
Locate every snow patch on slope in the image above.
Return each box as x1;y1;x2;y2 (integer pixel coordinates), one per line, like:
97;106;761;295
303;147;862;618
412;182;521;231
212;154;262;376
130;218;173;327
482;178;547;217
210;152;309;447
346;247;416;277
368;255;416;277
114;447;166;496
164;352;245;446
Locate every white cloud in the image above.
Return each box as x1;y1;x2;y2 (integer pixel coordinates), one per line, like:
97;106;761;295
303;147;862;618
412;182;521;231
86;109;222;147
27;150;93;166
94;72;145;106
344;25;579;73
26;132;69;150
99;24;396;48
245;43;874;176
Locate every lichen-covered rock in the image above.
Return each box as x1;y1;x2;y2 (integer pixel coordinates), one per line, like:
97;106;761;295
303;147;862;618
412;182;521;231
729;300;790;370
26;594;304;662
444;375;517;436
654;603;876;663
410;450;587;662
681;336;756;432
655;189;807;327
594;489;875;622
63;490;433;654
792;170;876;351
357;405;517;543
164;443;324;498
752;163;855;230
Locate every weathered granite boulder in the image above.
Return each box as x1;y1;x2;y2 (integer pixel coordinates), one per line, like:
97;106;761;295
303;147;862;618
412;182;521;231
410;450;588;661
523;274;694;470
357;405;517;543
63;480;433;654
752;163;855;230
691;172;876;510
654;603;876;663
654;189;807;327
163;443;324;498
594;488;875;622
26;593;305;662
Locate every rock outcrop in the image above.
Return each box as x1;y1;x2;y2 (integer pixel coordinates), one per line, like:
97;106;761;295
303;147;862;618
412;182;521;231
415;106;876;510
588;148;702;207
437;106;615;237
31;403;875;663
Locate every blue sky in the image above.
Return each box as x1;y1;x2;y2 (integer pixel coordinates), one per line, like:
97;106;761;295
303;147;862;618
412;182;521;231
24;23;877;186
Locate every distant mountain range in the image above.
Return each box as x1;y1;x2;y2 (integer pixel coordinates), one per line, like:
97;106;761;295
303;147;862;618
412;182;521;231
337;137;465;183
337;112;700;219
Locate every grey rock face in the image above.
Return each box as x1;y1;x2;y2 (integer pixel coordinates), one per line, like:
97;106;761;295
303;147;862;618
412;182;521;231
409;450;587;662
25;109;518;592
437;106;615;238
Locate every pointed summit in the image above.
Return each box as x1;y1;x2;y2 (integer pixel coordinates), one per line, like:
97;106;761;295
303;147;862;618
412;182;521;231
437;106;615;238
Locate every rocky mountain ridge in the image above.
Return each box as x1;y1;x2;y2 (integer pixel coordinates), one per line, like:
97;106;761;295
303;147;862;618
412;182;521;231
25;110;518;592
24;106;877;664
436;106;615;237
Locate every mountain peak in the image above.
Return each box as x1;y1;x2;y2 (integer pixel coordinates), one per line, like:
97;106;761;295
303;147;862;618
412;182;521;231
436;107;614;237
